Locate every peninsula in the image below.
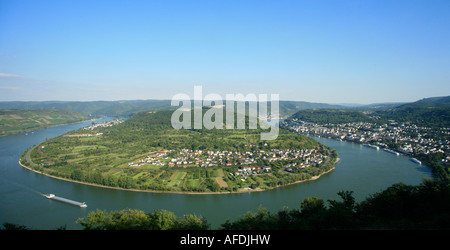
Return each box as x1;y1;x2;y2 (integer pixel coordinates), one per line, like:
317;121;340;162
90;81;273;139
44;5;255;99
19;109;337;193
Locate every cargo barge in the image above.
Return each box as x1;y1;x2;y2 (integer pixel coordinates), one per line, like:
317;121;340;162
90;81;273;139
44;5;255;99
44;194;87;208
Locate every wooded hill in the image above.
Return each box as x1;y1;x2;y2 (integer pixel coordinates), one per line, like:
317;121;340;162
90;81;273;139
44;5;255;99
0;99;346;118
380;96;450;127
287;109;375;125
0;109;87;136
285;95;450;128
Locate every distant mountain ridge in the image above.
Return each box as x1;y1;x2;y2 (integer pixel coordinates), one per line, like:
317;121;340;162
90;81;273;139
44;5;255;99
1;96;448;121
380;96;450;127
286;95;450;128
392;96;450;110
0;99;349;117
0;100;173;117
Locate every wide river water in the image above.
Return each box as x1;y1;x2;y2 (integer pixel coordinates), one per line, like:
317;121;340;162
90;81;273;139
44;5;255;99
0;118;432;229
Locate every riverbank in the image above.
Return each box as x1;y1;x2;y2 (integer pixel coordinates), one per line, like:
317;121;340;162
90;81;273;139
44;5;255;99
0;109;99;136
1;118;101;137
308;134;444;180
18;155;339;195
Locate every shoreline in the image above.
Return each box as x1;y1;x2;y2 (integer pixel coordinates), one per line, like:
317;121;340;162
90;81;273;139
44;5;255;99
18;157;339;195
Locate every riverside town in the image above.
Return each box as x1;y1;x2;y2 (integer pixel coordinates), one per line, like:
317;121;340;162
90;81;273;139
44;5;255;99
282;118;450;167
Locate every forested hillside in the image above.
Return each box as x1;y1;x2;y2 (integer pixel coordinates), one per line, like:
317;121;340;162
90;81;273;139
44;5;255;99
378;96;450;127
0;100;173;117
0;109;87;136
0;99;347;118
286;96;450;128
287;109;376;125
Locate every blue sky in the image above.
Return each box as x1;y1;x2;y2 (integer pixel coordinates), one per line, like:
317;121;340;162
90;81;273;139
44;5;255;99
1;0;449;104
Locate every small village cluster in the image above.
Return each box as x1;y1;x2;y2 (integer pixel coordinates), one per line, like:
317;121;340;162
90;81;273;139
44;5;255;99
127;147;328;174
66;119;125;137
83;119;124;130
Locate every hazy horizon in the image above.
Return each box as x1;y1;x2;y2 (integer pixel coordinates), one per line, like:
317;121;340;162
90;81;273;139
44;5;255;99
0;88;445;106
1;0;449;104
0;95;438;106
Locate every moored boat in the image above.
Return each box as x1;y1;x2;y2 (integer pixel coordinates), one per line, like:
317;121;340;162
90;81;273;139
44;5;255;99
384;149;400;156
363;144;380;150
410;158;422;165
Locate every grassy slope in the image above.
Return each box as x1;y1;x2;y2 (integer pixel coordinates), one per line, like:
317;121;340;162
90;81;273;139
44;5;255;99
0;109;88;135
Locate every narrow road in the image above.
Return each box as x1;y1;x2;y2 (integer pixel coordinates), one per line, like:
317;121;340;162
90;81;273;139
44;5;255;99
24;144;39;167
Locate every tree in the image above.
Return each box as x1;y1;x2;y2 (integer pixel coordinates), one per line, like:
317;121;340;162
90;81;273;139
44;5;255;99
1;222;30;230
108;209;150;230
300;197;325;215
147;209;178;230
220;205;277;230
70;169;84;181
326;190;358;229
173;214;210;230
76;208;209;230
298;197;328;229
76;209;111;230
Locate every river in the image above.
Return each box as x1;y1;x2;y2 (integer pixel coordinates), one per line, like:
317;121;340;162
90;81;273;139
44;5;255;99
0;118;432;229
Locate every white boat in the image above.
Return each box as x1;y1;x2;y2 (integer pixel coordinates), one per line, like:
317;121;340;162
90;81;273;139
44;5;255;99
410;158;422;165
363;144;380;150
44;194;87;208
384;149;400;156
